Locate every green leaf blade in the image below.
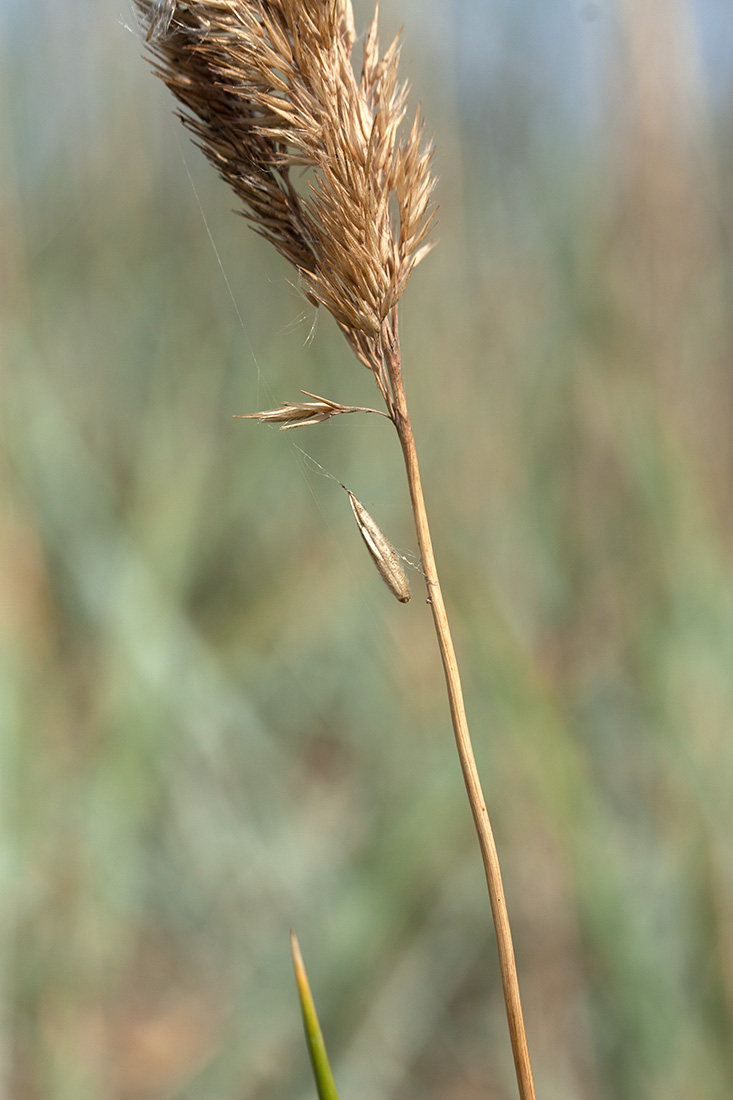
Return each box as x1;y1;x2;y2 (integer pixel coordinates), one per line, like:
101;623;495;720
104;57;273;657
290;931;341;1100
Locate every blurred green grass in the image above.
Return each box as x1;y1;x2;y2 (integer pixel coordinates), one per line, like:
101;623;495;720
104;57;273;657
1;2;732;1098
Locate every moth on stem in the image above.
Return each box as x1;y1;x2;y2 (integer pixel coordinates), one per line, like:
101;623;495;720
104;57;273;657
346;489;411;603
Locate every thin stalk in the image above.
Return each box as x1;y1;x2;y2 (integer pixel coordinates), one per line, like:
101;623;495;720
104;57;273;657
382;326;537;1100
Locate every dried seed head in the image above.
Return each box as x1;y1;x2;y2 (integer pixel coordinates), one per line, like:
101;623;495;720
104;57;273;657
235;391;387;429
134;0;436;346
347;490;410;603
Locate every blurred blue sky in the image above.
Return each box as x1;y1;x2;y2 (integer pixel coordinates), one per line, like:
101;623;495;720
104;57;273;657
1;0;731;102
0;0;730;190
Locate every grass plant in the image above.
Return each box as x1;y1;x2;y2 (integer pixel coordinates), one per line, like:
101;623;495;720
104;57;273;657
2;1;732;1097
134;1;536;1095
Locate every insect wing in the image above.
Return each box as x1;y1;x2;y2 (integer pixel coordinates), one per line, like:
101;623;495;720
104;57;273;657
347;491;410;603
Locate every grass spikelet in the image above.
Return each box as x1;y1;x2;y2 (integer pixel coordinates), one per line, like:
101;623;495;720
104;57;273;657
234;392;388;429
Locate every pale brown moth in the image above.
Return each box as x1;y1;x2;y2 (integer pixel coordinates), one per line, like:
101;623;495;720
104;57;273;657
347;490;411;604
286;445;412;604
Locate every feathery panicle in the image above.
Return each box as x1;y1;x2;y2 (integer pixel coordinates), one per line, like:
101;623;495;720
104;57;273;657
134;0;436;350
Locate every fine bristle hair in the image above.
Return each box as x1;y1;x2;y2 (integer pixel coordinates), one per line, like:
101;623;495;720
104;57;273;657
135;0;436;352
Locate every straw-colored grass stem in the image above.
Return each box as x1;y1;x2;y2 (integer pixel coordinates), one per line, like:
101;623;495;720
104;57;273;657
382;323;537;1100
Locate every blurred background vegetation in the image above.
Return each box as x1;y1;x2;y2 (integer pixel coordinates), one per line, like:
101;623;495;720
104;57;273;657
1;1;732;1097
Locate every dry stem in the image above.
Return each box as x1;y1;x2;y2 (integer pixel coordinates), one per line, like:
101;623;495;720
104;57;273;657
381;320;537;1100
